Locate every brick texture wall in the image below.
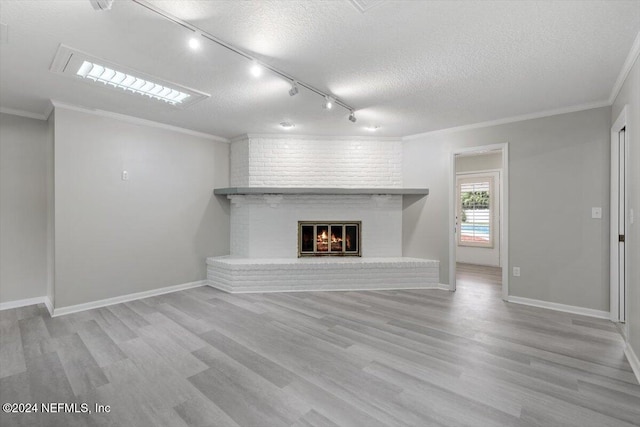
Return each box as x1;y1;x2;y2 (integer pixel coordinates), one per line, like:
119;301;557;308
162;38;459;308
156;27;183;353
230;136;402;188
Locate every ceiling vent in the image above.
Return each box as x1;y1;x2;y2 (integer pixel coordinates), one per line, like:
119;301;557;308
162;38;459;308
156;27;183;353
49;44;210;108
349;0;386;13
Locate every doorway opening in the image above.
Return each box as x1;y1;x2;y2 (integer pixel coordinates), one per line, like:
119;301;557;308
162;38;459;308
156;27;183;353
449;144;509;300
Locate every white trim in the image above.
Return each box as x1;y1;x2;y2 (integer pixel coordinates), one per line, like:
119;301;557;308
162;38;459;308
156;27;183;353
0;107;48;121
501;144;509;300
624;343;640;384
402;101;609;141
449;143;509;299
207;283;450;294
456;168;502;176
610;106;628;322
609;31;640;104
43;102;54;121
50;100;229;143
43;296;53;316
52;280;206;317
507;296;610;319
449;152;456;292
232;133;402;142
0;296;49;311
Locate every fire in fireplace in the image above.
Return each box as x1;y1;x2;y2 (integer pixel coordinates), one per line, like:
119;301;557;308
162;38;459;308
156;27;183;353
298;221;361;257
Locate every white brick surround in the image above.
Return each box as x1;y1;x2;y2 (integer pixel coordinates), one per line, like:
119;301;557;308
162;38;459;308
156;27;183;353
207;257;440;293
230;135;402;188
229;194;402;258
209;134;440;293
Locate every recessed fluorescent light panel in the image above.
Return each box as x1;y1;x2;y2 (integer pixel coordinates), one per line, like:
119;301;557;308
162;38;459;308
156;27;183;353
280;121;295;129
50;44;209;108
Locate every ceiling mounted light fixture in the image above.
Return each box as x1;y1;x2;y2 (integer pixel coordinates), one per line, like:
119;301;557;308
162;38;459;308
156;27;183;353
288;81;299;96
323;96;334;110
280;121;295;129
50;44;210;108
250;60;262;77
89;0;113;11
348;110;357;123
188;36;200;50
365;125;380;131
76;60;190;104
129;0;359;123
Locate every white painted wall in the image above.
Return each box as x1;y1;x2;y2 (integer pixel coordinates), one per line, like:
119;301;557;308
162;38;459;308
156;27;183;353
456;152;502;173
53;107;230;309
0;113;49;304
403;107;610;311
612;54;640;361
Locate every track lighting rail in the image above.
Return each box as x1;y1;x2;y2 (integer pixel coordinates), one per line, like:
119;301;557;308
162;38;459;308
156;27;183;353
131;0;357;116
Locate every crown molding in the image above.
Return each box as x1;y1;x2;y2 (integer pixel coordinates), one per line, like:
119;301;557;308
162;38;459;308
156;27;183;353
50;100;229;143
402;100;610;141
43;101;55;120
0;107;48;121
609;30;640;105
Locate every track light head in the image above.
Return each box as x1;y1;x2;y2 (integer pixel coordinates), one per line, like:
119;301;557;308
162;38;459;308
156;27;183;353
348;110;357;123
250;60;262;77
323;96;334;110
188;37;200;50
89;0;113;11
289;82;299;96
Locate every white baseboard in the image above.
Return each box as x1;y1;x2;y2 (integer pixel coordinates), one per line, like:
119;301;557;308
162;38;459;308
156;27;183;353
44;296;53;316
0;296;49;311
625;343;640;384
438;283;453;291
52;280;207;317
506;296;610;319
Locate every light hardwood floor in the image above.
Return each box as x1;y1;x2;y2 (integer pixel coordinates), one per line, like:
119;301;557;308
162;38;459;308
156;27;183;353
1;270;639;426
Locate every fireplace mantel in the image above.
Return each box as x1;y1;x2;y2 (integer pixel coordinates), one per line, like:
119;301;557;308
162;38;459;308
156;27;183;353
214;187;429;196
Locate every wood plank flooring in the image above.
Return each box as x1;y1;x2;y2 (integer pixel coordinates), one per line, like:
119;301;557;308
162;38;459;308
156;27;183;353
1;268;639;426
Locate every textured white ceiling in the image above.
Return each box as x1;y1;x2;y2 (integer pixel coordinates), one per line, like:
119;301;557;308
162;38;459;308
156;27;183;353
0;0;638;139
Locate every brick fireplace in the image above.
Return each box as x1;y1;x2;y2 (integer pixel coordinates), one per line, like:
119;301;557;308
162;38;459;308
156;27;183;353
206;135;440;293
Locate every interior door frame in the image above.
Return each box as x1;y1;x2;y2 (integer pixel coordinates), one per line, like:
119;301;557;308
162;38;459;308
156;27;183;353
611;106;628;323
449;143;509;300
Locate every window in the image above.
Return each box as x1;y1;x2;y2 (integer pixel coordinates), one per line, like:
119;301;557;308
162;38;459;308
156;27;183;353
457;175;494;247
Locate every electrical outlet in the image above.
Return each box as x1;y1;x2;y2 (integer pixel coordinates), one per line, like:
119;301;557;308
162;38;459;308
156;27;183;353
591;207;602;219
121;170;129;181
513;267;521;277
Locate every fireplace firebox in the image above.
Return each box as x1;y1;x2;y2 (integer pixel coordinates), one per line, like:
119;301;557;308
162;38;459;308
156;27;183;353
298;221;361;257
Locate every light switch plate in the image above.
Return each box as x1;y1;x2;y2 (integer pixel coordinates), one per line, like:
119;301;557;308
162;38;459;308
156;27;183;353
592;207;602;219
513;267;520;277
